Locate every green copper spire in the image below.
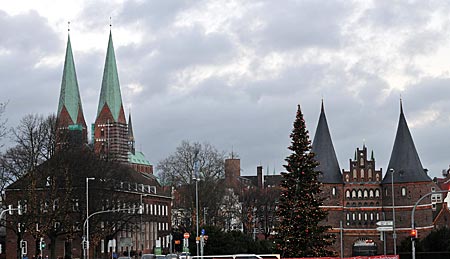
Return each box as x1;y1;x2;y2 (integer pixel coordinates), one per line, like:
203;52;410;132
57;34;84;123
97;31;123;122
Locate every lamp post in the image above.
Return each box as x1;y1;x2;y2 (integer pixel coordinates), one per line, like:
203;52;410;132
193;149;200;256
411;190;450;259
85;177;95;259
390;168;397;255
140;194;148;254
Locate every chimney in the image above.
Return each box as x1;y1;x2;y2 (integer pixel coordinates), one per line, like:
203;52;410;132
257;166;263;189
225;158;240;188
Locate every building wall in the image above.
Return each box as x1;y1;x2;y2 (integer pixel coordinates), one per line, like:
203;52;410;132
321;146;437;257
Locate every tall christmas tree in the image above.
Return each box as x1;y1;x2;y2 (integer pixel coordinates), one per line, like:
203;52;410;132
275;105;335;257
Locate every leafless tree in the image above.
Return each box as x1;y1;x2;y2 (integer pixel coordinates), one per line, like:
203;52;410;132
157;141;226;229
0;102;7;147
1;114;56;186
5;148;141;259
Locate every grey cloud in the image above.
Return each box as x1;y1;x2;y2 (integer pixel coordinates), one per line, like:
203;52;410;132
234;0;352;51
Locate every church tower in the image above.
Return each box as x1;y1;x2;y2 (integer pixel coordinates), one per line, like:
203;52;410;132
381;100;437;253
93;30;128;163
56;32;88;149
311;101;344;255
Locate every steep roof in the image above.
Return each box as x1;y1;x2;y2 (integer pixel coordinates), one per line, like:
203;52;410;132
57;34;85;124
128;113;134;140
382;102;431;184
96;31;124;122
311;101;343;184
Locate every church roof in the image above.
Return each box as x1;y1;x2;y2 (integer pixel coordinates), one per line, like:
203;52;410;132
97;31;124;122
311;102;343;184
128;151;151;166
57;34;85;124
382;102;431;184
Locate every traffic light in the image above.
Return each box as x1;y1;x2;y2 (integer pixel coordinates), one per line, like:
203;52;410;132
40;237;46;250
410;229;418;240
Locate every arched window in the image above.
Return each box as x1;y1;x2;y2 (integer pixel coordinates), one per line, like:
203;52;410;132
360;169;365;179
368;169;373;179
346;213;350;221
345;174;350;182
402;187;407;196
363;189;368;198
364;213;368;221
369;189;374;197
353;169;357;179
346;190;351;198
375;189;380;197
352;190;357;198
370;213;374;221
358;213;362;221
332;187;336;196
360;157;364;166
352;213;356;221
376;173;380;181
358;190;363;198
376;213;380;220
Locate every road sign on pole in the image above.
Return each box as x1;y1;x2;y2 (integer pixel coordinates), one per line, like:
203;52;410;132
376;221;393;227
377;226;393;231
184;233;190;239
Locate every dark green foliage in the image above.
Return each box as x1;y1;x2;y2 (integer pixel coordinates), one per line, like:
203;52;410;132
275;105;335;257
180;226;274;255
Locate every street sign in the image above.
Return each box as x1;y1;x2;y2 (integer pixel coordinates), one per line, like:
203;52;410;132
184;232;190;239
376;221;393;226
376;226;393;231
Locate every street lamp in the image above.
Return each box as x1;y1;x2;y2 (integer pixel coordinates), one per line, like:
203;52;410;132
140;194;148;254
85;177;95;259
390;168;397;255
193;149;200;256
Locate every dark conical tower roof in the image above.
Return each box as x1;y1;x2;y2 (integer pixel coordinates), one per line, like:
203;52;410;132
312;101;343;183
382;101;431;184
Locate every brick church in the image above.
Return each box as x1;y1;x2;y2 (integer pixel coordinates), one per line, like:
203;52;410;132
4;29;171;259
313;101;440;257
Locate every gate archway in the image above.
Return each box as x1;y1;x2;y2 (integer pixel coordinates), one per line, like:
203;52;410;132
352;238;377;256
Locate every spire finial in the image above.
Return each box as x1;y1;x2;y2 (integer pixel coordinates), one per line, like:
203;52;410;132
109;17;112;30
68;21;70;32
321;98;324;113
400;96;403;114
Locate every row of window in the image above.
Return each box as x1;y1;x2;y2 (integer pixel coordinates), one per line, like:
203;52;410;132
345;189;381;199
344;169;381;182
16;200;168;216
346;212;380;222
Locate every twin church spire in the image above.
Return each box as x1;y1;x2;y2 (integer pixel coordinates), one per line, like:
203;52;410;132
56;29;129;162
312;100;430;184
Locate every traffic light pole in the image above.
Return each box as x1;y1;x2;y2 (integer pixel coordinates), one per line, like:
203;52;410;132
411;190;450;259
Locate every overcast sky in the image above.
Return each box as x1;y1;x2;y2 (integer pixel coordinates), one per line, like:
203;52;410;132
2;0;450;179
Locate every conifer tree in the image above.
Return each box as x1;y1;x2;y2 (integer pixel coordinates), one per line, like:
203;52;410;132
275;105;335;257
